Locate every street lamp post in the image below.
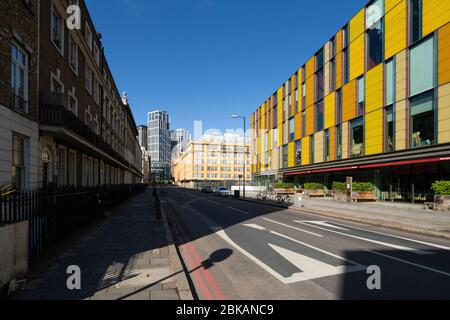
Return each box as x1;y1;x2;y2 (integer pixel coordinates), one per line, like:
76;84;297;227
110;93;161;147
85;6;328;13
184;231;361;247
231;115;246;199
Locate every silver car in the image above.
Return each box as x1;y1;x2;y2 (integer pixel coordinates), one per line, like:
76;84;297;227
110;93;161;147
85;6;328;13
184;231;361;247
215;187;232;197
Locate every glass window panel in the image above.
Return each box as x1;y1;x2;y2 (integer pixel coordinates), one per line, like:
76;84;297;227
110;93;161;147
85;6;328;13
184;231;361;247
410;0;422;43
358;77;365;103
366;0;384;29
386;60;395;105
410;90;433;116
410;36;434;97
367;20;384;69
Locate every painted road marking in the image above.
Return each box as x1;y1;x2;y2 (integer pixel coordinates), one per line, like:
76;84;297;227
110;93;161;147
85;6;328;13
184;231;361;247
207;200;222;206
366;250;450;277
243;224;267;230
263;218;323;237
298;221;349;231
227;206;250;215
295;221;433;255
215;224;365;284
329;221;450;251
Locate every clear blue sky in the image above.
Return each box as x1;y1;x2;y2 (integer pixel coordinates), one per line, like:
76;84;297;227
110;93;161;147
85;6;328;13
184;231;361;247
86;0;367;134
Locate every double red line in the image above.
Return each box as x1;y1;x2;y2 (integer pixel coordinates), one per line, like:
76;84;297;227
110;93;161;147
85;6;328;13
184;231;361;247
168;210;226;300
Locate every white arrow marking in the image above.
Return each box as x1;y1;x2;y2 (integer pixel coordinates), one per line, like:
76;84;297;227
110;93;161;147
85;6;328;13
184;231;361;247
243;224;267;231
295;221;432;255
262;218;323;237
297;221;350;231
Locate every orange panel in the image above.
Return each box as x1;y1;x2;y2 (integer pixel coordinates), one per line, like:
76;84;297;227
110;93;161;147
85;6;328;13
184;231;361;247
336;52;343;89
306;56;316;80
342;80;356;122
305;105;315;136
298;68;303;112
439;23;450;86
306;75;315;108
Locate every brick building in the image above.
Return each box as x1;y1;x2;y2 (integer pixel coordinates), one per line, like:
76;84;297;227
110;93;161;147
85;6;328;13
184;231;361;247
0;0;40;190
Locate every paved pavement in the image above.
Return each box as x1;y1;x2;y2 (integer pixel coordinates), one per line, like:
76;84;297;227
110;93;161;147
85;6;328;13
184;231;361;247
241;191;450;239
13;189;192;300
164;187;450;300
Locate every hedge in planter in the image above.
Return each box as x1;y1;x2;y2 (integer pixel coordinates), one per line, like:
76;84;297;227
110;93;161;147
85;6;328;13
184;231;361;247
274;182;295;189
303;183;324;190
332;182;346;191
352;182;375;192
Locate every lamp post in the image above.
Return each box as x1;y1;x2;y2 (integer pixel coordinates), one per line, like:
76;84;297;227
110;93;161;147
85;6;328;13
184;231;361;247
231;115;246;199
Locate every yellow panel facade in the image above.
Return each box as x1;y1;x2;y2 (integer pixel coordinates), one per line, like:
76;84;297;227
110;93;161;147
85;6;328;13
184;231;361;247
438;83;450;143
365;109;383;155
288;142;295;167
423;0;450;37
385;0;407;60
302;136;310;165
386;0;403;13
324;92;336;129
329;126;336;161
366;64;384;113
314;132;324;164
350;34;365;80
336;51;343;89
305;105;314;136
350;9;365;43
277;87;283;147
306;56;316;80
342;80;356;122
306;75;315;108
395;100;407;150
439;23;450;86
294;113;302;141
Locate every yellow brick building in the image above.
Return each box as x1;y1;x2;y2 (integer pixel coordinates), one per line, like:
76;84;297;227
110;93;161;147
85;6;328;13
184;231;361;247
251;0;450;201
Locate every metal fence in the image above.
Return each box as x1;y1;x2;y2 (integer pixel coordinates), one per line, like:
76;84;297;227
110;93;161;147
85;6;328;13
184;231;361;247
0;184;147;259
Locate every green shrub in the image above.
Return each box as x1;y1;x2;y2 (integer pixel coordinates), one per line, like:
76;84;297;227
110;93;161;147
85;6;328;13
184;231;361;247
303;183;324;190
352;182;375;192
0;184;15;198
274;182;295;189
332;182;346;191
431;181;450;195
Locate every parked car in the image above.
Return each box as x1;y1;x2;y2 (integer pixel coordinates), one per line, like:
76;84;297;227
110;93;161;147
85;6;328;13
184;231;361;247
215;187;232;197
202;186;214;194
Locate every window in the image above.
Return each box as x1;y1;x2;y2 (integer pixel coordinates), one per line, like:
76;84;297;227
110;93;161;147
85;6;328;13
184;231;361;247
11;44;28;112
315;101;324;132
343;48;350;84
295;89;299;113
12;133;26;190
410;0;423;44
330;58;336;92
289;118;295;142
357;76;365;116
58;148;67;186
385;59;395;105
410;36;435;97
366;0;384;29
410;90;435;148
336;89;343;124
316;49;324;101
310;135;315;164
302;111;306;137
350;117;364;158
85;64;92;94
295;140;302;165
68;91;78;115
283;121;288;145
367;19;384;70
336;124;342;160
282;145;288;168
51;6;64;53
330;37;336;57
302;83;306;108
68;151;77;186
385;106;395;152
93;43;100;66
273;105;278;127
343;25;350;48
85;23;92;50
69;36;78;73
94;78;100;104
325;129;331;161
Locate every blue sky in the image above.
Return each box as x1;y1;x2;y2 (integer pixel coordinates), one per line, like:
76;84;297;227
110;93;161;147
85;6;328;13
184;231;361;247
85;0;367;133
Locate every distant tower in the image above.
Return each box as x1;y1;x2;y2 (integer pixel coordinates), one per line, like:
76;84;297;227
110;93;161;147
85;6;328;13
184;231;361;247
137;125;148;150
171;128;192;160
147;110;171;181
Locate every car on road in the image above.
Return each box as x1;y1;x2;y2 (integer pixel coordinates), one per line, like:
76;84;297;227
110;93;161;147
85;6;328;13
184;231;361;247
201;186;214;194
215;187;232;197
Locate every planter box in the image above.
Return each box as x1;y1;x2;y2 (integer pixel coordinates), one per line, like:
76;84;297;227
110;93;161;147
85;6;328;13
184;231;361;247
333;190;347;201
274;188;296;194
306;189;325;198
433;195;450;211
352;191;376;202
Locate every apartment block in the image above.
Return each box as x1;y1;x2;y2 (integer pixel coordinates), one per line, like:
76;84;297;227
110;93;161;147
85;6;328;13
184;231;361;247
173;133;251;189
251;0;450;202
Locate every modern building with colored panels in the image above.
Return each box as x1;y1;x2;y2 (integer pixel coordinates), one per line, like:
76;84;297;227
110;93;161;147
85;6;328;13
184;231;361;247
251;0;450;202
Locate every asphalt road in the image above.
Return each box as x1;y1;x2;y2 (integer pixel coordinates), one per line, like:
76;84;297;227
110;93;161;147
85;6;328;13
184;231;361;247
161;186;450;300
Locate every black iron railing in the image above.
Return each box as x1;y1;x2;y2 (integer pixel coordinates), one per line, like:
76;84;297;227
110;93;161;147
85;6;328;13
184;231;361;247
0;184;147;259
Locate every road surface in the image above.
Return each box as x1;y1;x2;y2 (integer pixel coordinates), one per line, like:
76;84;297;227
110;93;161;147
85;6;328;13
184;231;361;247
161;187;450;300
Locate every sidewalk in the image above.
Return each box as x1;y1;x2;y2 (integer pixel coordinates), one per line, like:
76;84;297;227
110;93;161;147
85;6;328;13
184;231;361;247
13;189;192;300
242;193;450;240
